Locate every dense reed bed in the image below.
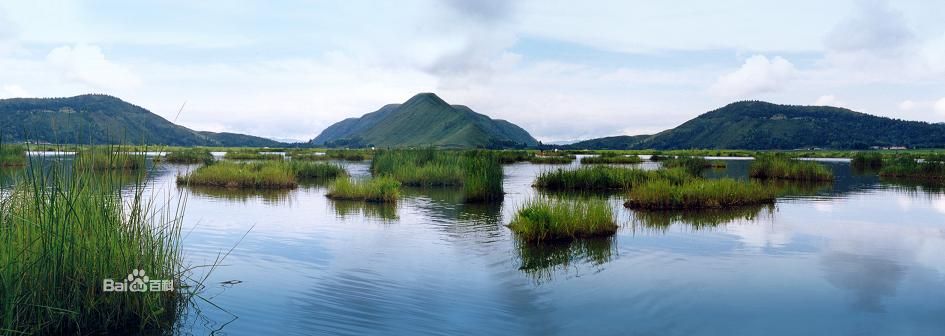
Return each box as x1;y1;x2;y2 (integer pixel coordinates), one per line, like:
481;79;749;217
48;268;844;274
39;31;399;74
223;151;283;160
850;152;884;169
580;152;643;164
75;149;146;170
0;143;26;166
878;156;945;180
325;149;370;161
370;149;503;202
533;166;692;191
748;155;833;181
1;160;188;334
160;148;214;164
177;161;345;189
326;176;401;202
529;155;575;164
508;198;617;242
661;156;726;175
288;160;347;179
625;178;776;209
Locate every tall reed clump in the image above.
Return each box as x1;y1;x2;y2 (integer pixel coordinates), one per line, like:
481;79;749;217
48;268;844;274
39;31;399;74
625;178;776;209
878;156;945;180
370;149;504;202
508;198;617;242
661;156;726;175
75;149;146;170
851;152;884;170
0;143;27;167
326;176;401;202
177;160;298;188
223;151;283;160
288;160;347;179
580;152;643;164
533;166;692;191
748;155;833;181
325;149;369;161
161;148;214;164
529;155;575;164
1;160;187;334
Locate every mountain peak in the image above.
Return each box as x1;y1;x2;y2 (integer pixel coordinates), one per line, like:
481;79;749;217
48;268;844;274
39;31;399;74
403;92;448;106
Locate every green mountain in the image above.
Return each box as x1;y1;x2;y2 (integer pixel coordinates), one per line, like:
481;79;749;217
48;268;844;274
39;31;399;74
564;135;652;150
0;94;284;147
570;101;945;150
311;93;538;148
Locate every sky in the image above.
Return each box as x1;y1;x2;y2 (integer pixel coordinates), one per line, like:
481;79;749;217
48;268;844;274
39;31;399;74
0;0;943;143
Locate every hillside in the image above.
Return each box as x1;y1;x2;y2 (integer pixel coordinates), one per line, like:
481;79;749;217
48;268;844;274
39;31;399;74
563;135;651;150
311;93;537;148
0;94;283;147
571;101;945;150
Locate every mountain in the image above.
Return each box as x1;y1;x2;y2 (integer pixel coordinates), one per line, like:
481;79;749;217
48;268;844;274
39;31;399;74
311;93;538;148
0;94;284;147
569;101;945;150
564;135;652;150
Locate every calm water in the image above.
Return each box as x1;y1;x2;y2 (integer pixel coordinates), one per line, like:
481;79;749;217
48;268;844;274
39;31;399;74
9;157;945;335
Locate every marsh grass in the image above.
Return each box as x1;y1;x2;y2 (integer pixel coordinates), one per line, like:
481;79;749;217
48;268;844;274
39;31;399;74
177;161;297;188
0;159;188;334
325;149;369;161
879;156;945;180
851;152;884;170
0;143;26;167
75;149;146;171
507;198;617;242
223;151;283;160
370;149;503;202
748;155;833;181
625;178;776;209
529;155;575;164
580;153;643;164
326;176;400;202
160;148;214;164
661;156;726;175
533;166;692;191
288;160;346;179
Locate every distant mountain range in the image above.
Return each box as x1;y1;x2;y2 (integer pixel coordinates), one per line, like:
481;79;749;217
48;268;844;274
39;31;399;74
567;101;945;150
0;94;283;147
310;93;537;148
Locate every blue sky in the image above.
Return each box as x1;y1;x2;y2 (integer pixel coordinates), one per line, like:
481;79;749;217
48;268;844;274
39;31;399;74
0;0;943;142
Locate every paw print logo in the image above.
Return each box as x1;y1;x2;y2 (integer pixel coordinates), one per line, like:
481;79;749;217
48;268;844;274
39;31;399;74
127;269;150;292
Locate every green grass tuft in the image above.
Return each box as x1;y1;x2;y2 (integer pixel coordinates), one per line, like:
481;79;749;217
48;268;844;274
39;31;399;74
625;178;776;209
326;176;401;202
533;166;692;191
177;161;297;188
748;155;833;181
508;198;617;242
878;156;945;180
580;154;643;164
0;143;26;167
851;152;884;169
160;148;214;164
660;156;726;175
75;149;146;171
370;149;503;202
223;151;283;160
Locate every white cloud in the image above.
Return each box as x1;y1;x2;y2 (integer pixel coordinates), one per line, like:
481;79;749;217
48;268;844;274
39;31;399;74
46;44;141;90
935;97;945;115
815;94;844;106
898;100;916;111
709;55;796;99
0;84;28;98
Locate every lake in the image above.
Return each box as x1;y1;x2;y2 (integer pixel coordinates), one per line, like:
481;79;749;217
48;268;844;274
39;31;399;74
15;157;945;335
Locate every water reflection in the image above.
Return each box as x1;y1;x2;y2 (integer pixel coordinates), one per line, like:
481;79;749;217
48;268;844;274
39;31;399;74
330;199;399;221
631;204;776;232
820;252;906;313
515;237;617;284
182;185;295;205
878;177;945;195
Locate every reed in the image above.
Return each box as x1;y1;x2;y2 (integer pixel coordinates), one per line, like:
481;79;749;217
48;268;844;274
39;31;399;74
851;152;884;169
878;156;945;180
0;143;26;167
529;155;574;164
1;159;189;334
288;160;347;179
223;151;283;160
748;155;833;181
661;156;726;175
326;176;400;202
176;161;298;188
160;148;214;164
75;149;146;171
370;149;503;202
580;154;643;164
508;198;617;242
625;178;776;209
533;166;692;191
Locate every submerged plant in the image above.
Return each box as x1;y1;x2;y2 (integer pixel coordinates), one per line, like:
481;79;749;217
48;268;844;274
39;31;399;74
508;198;617;242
